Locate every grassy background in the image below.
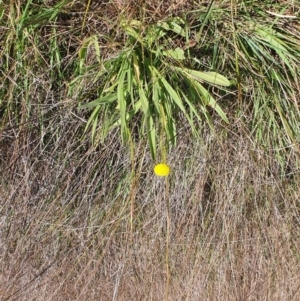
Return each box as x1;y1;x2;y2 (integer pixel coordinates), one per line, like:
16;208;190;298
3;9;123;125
1;0;300;300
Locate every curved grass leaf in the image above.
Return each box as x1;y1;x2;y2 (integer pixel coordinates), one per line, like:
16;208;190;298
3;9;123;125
189;78;229;124
176;67;231;86
190;70;230;86
79;93;118;109
84;105;101;143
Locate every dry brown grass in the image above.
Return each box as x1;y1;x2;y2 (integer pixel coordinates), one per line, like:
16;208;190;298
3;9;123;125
1;111;300;300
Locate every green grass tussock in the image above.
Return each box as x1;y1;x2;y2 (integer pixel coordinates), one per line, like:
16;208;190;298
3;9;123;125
1;0;300;300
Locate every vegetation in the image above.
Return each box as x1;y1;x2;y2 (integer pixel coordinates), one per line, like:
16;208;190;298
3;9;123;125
1;0;300;300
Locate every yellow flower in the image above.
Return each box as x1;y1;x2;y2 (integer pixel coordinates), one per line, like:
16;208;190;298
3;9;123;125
154;163;170;177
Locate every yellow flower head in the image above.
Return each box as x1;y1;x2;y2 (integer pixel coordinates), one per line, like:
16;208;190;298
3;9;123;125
154;163;170;177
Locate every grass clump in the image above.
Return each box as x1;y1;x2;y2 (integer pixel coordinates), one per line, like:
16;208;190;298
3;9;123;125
73;16;230;159
1;1;300;300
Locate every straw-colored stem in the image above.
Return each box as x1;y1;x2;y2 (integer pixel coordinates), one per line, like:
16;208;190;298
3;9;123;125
165;177;170;301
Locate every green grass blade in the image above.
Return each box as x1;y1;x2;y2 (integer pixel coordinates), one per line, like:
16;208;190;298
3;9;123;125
192;79;229;124
117;60;129;143
176;67;231;86
147;114;156;159
79;93;118;109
